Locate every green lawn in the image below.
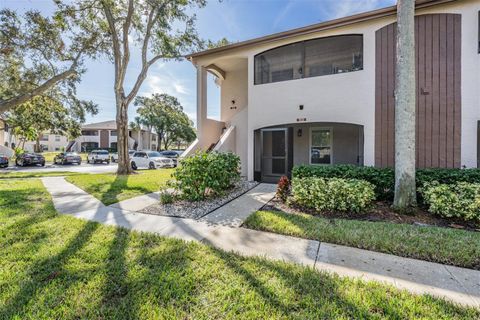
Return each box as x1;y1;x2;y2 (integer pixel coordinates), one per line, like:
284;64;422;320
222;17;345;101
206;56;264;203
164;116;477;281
244;211;480;270
66;169;174;205
0;171;84;179
0;179;478;319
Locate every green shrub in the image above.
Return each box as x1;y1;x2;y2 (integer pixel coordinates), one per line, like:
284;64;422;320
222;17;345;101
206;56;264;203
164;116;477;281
421;182;480;222
289;177;375;213
293;165;480;201
293;165;394;200
159;190;175;204
171;151;240;201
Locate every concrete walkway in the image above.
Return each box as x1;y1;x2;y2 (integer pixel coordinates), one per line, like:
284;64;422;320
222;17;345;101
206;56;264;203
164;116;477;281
41;177;480;308
200;183;277;226
109;191;160;211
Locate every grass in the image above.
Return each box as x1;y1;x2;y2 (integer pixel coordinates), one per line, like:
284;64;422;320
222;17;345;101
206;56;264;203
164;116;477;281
244;210;480;270
0;179;478;319
66;169;174;205
0;171;84;179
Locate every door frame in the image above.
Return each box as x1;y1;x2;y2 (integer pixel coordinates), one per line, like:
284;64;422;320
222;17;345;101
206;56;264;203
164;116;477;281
260;128;288;182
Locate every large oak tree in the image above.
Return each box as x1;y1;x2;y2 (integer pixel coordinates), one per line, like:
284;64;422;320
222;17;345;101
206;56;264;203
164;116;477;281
58;0;207;174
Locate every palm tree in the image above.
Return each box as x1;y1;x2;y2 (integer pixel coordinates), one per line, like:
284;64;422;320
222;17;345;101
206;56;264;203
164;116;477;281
393;0;417;210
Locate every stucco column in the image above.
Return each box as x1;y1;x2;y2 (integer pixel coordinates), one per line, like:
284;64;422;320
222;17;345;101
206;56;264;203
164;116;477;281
138;131;142;150
196;65;207;141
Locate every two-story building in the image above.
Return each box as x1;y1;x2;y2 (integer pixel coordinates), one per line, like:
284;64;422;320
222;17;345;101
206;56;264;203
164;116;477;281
68;120;158;152
183;0;480;182
0;120;158;153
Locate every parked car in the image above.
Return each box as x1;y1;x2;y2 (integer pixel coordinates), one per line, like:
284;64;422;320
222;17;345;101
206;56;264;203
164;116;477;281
130;151;175;170
110;150;136;163
15;153;45;167
87;150;110;164
159;151;180;167
53;152;82;165
0;154;8;168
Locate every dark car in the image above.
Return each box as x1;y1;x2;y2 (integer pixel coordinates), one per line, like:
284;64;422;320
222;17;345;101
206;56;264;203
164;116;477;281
0;154;8;168
54;152;82;165
159;151;179;167
15;153;45;167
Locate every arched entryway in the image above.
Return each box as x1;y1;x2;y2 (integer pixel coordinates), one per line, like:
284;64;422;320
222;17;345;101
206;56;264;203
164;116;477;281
254;123;364;182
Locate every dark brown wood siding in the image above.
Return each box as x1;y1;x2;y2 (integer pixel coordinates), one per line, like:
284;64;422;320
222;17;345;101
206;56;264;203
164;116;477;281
100;130;109;148
375;13;461;168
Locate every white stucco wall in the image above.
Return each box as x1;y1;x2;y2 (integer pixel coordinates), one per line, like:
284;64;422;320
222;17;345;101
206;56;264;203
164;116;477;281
220;66;248;123
194;0;480;180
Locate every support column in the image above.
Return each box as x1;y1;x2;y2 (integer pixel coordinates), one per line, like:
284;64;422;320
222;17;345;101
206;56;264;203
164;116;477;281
196;65;207;141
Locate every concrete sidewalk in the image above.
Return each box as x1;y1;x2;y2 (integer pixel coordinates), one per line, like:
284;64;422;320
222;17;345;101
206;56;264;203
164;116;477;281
41;177;480;308
200;183;277;226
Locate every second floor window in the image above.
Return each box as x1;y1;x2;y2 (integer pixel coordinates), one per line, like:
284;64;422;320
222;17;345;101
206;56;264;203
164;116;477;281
254;34;363;85
81;130;98;136
110;130;117;136
40;134;49;141
55;135;61;142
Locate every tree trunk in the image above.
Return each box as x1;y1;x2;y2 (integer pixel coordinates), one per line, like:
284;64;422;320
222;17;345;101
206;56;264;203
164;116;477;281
116;98;133;175
393;0;417;210
35;137;41;153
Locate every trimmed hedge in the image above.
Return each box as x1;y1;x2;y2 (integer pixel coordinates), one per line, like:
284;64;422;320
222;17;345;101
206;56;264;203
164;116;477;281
289;177;376;213
421;182;480;222
171;151;240;201
293;165;480;201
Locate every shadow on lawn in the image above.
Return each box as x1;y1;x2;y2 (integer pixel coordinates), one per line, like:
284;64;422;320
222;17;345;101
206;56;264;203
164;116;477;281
99;173;153;205
0;222;99;319
1;186;476;318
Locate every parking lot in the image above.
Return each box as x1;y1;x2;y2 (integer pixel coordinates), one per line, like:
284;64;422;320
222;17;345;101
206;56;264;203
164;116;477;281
0;162;118;174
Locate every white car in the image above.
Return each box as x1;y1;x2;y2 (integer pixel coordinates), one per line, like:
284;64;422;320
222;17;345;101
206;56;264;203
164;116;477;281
87;150;110;164
130;151;175;170
110;150;136;163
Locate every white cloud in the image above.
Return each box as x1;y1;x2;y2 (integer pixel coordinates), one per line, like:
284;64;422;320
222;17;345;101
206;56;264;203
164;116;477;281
143;73;190;97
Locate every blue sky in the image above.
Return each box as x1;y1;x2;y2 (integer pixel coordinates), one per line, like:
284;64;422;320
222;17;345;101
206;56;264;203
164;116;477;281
1;0;395;125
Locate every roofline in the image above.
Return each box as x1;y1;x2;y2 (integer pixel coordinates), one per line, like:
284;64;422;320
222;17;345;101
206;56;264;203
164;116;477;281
186;0;458;60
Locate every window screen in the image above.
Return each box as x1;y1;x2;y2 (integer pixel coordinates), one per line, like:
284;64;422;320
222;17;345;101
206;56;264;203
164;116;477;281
254;35;363;85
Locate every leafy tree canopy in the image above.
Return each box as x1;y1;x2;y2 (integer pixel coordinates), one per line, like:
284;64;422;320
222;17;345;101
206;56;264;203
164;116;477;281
5;92;98;150
0;5;104;112
134;93;196;150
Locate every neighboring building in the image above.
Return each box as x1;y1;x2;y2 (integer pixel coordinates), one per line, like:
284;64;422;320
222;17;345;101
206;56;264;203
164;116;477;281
26;133;69;152
0;118;14;157
0;119;158;153
183;0;480;181
69;120;158;152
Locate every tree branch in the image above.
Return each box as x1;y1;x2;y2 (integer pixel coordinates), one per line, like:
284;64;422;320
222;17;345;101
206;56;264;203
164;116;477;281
101;1;122;93
119;0;133;87
0;49;85;114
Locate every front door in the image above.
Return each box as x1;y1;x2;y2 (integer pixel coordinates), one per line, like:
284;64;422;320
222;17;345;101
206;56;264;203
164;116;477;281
261;128;288;183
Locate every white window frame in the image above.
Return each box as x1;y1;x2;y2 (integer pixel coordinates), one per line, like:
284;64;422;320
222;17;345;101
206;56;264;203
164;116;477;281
309;127;333;165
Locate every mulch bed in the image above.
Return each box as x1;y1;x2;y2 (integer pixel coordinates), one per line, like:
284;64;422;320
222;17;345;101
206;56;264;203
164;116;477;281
263;197;480;232
140;180;259;220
